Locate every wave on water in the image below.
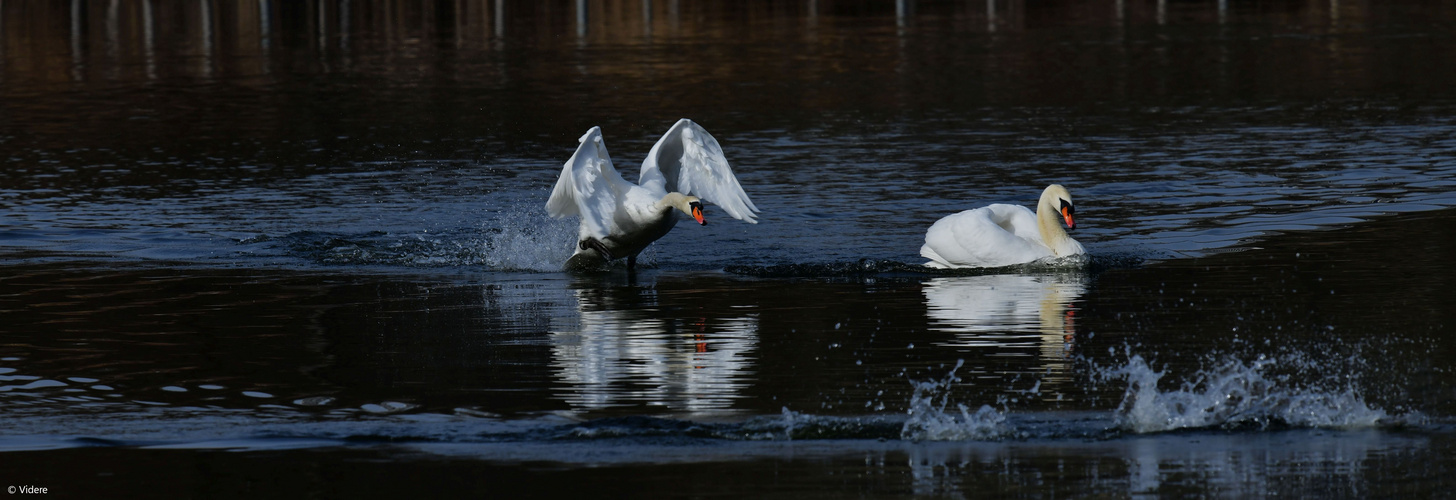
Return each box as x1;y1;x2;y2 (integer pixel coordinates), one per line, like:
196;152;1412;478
239;205;578;271
1094;351;1391;434
723;259;933;278
0;347;1416;453
254;237;1143;276
722;253;1142;279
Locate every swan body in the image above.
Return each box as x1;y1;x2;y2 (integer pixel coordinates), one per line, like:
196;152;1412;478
546;119;759;270
921;185;1086;269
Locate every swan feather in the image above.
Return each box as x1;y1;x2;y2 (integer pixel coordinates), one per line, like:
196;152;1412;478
921;185;1086;269
547;127;629;240
921;204;1053;269
546;121;757;269
640;119;759;224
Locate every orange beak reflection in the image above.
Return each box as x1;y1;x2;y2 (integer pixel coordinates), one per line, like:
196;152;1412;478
691;203;706;225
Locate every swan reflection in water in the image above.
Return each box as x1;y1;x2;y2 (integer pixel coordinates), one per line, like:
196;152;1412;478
549;277;758;415
922;274;1087;379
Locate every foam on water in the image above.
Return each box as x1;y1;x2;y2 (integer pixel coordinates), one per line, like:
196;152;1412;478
1097;352;1388;434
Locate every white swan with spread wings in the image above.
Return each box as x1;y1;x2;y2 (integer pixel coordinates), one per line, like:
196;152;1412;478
546;119;759;270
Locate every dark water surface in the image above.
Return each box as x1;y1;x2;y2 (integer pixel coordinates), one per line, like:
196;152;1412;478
4;0;1456;497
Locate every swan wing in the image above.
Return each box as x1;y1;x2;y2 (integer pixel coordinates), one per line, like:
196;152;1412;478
546;126;627;239
991;203;1046;244
639;119;759;223
921;204;1052;268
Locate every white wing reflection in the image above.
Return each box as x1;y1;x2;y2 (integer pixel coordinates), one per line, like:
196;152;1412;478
550;284;758;415
923;274;1087;370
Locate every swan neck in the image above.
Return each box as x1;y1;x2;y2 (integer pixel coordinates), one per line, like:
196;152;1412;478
1037;200;1074;256
658;192;693;214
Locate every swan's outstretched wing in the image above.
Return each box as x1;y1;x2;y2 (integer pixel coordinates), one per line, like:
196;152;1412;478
546;127;626;239
639;119;759;223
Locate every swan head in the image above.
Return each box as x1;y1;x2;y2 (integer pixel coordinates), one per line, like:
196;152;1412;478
1040;184;1076;230
689;200;706;225
663;193;707;225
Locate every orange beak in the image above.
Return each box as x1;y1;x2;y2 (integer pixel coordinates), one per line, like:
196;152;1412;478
1061;206;1076;229
691;203;706;225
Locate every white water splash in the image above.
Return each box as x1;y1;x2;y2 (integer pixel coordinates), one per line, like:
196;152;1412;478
1101;353;1387;433
901;360;1010;441
483;204;577;272
780;407;800;440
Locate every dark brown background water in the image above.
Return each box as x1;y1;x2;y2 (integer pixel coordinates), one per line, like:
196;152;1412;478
3;0;1455;497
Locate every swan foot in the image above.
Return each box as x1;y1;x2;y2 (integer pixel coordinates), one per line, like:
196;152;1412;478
579;238;614;261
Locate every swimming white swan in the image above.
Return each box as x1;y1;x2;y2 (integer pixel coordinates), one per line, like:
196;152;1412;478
546;119;759;270
920;184;1086;269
